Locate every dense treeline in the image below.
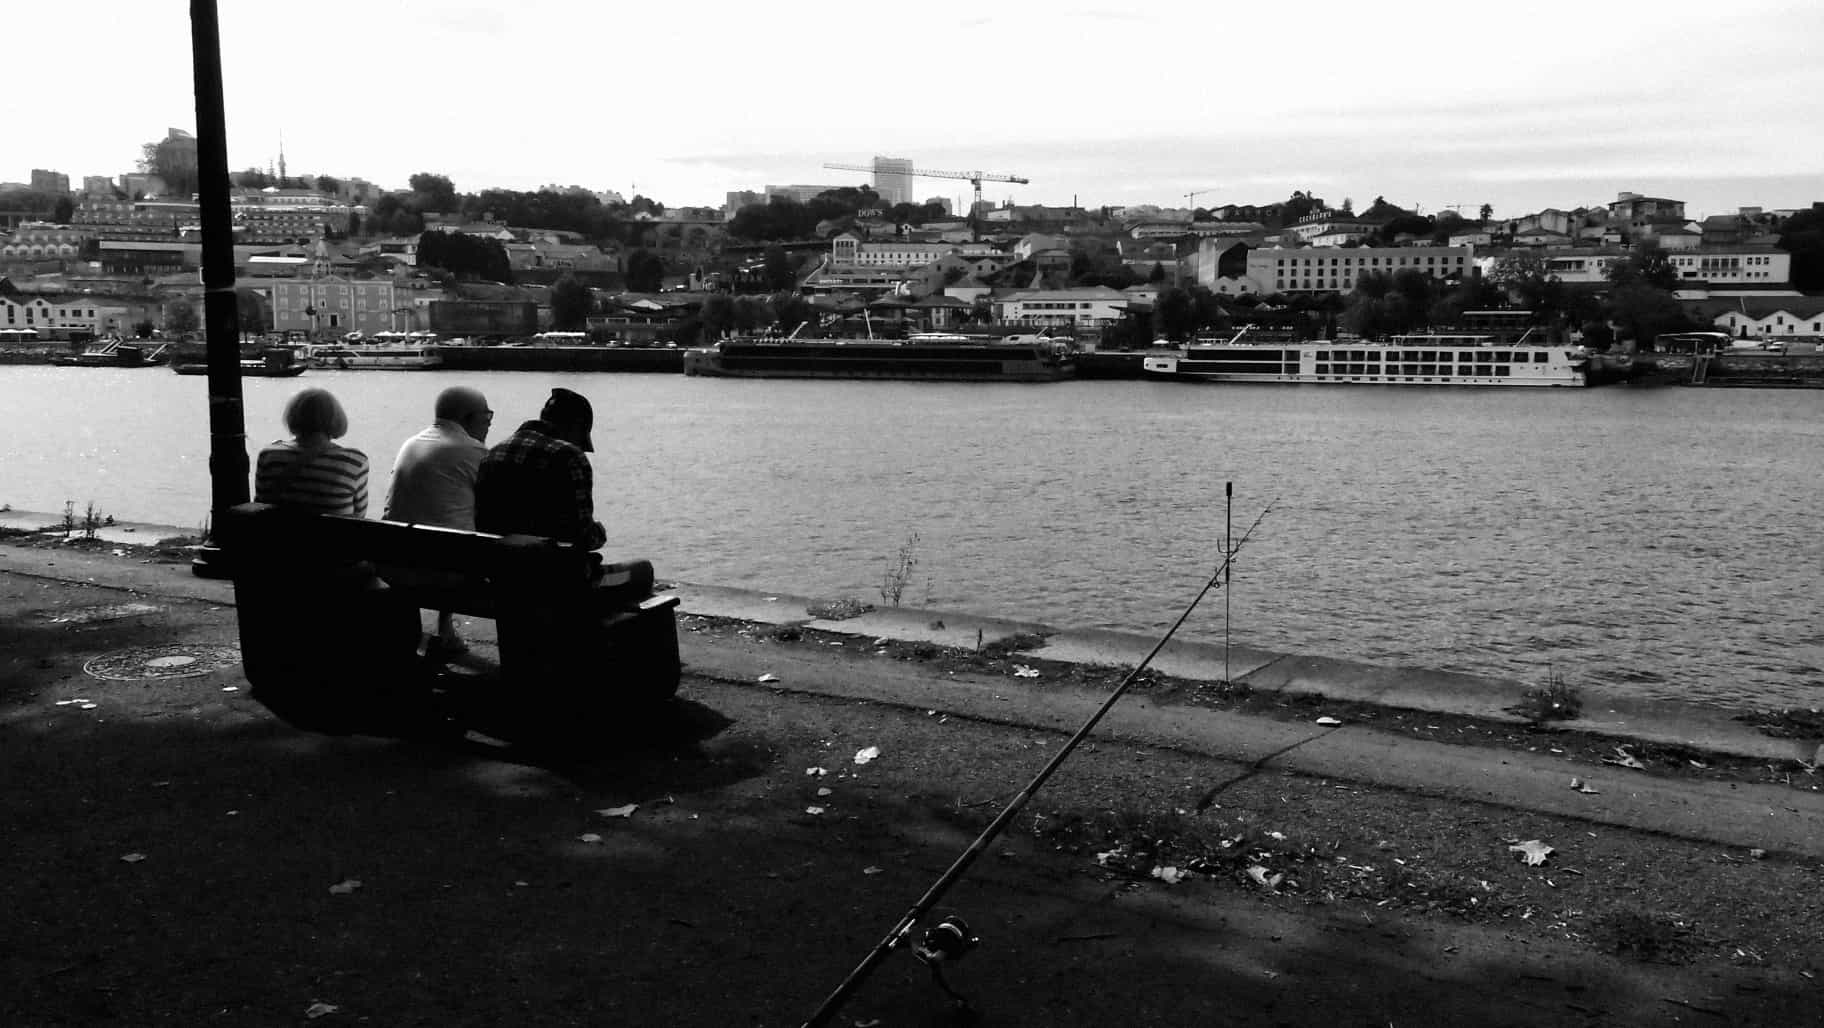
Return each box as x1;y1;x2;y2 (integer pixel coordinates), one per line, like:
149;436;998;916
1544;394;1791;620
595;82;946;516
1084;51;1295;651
725;187;950;242
362;172;669;243
415;230;513;283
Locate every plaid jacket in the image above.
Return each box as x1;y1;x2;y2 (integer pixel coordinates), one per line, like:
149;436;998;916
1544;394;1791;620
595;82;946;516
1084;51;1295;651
474;420;606;550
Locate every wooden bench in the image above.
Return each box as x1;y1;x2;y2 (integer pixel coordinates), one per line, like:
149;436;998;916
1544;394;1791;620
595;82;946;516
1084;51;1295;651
219;502;681;745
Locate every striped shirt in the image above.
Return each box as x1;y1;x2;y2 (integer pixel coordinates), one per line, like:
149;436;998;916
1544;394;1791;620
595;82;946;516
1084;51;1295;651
254;440;370;517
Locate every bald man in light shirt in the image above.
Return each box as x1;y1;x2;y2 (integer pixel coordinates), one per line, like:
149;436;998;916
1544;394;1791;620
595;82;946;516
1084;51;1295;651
384;386;494;654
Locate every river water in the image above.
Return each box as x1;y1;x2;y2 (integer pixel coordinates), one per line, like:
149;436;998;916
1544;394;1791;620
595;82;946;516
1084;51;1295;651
6;366;1821;711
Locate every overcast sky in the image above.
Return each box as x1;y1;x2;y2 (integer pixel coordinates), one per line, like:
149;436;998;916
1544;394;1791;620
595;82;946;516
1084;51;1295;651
12;0;1822;219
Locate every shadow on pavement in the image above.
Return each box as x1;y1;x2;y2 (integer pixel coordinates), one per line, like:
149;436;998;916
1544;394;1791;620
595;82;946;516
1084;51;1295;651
3;592;1816;1026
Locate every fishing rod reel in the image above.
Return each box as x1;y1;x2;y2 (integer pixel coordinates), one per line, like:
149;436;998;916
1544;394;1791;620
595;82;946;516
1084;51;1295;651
911;913;979;1015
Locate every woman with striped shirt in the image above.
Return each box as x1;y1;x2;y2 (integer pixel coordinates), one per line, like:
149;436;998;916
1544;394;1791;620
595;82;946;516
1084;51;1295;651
255;388;370;516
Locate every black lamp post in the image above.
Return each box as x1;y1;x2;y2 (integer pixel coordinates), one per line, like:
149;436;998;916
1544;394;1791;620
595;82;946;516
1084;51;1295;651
189;0;249;578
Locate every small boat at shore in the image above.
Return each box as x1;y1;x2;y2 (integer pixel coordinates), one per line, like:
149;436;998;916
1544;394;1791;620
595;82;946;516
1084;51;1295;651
51;339;169;368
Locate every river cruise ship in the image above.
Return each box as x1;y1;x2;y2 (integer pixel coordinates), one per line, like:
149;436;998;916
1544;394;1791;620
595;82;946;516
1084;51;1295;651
1142;333;1588;387
681;332;1076;382
305;341;443;370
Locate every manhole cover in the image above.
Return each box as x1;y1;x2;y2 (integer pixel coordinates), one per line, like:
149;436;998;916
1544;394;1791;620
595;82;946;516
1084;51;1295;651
83;644;241;682
48;602;164;624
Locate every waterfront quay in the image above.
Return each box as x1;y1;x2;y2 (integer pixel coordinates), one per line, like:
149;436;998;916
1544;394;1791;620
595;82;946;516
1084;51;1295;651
5;534;1824;1025
11;339;1824;384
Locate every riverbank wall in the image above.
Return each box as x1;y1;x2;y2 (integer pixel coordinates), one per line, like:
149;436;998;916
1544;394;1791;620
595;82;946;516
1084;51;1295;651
2;507;1809;766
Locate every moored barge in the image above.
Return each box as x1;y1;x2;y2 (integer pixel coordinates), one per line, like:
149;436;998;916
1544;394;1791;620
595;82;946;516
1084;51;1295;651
682;333;1076;382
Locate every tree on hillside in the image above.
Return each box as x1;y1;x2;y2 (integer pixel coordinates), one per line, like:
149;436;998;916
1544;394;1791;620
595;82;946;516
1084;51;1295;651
408;172;458;212
625;249;664;293
1606;240;1678;291
415;230;512;282
762;245;796;291
165;298;200;339
316;175;341;195
1488;251;1563;313
728;198;817;242
1776;207;1824;292
235;289;269;335
1282;190;1319;223
1607;283;1690;346
0;189;57;212
140;136;199;197
1152;287;1199;341
1479;203;1493;223
549;274;593;331
1373;213;1435;245
52;196;74;224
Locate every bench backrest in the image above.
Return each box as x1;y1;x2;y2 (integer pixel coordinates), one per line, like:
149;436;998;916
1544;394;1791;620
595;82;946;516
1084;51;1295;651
219;502;592;589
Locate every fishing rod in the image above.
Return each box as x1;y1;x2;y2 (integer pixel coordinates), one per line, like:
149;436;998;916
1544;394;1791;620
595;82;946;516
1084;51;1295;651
800;492;1277;1028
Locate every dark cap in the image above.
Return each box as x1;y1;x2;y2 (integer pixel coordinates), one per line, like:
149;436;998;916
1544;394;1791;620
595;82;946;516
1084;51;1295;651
541;387;594;452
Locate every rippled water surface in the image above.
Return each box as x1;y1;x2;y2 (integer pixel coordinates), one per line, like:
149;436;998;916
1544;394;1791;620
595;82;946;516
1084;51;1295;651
6;366;1821;709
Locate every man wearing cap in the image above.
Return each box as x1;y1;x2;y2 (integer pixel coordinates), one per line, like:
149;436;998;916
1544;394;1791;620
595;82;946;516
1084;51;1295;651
475;387;607;551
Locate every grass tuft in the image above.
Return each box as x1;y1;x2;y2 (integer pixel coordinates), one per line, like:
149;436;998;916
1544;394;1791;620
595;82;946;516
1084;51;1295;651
1517;668;1582;722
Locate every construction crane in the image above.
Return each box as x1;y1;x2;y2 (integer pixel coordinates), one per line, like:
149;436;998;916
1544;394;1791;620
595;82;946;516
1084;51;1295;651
1184;188;1216;208
821;162;1029;216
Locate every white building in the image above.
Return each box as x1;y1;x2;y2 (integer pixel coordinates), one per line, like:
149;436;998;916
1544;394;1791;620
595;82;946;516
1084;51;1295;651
1247;246;1475;295
993;287;1128;329
1542;248;1789;288
0;292;132;339
1702;298;1824;339
829;232;999;269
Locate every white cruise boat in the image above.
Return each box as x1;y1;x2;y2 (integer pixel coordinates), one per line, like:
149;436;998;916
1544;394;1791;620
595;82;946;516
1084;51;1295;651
1141;332;1588;387
306;337;443;370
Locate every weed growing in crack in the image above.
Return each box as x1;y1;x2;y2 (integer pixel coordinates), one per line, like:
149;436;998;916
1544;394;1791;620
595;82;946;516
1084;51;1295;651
1517;667;1582;722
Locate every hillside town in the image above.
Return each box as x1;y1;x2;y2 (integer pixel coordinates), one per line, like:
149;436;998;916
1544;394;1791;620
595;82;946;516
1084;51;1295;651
3;129;1822;352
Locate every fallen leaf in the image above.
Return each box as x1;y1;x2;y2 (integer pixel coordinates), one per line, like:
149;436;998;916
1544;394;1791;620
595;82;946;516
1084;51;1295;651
853;746;880;765
816;787;832;797
1151;865;1186;884
1569;778;1600;794
805;766;827;777
304;1002;340;1019
806;806;825;815
222;685;239;692
79;703;99;710
1012;665;1040;678
578;833;603;844
1509;840;1554;866
1245;865;1284;889
1315;716;1343;726
863;866;883;875
596;804;638;818
328;879;362;894
757;673;780;684
120;852;146;863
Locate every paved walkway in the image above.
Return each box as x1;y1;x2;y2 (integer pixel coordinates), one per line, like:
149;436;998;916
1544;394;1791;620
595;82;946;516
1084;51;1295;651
4;542;1821;862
